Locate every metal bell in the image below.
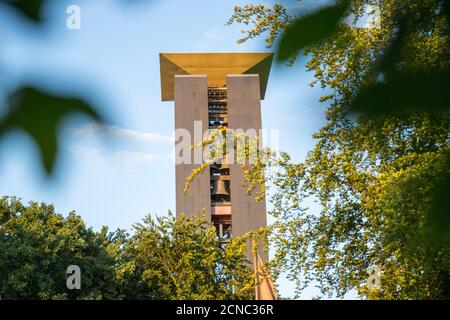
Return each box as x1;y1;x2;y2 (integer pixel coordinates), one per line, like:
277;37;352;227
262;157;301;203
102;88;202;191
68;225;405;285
219;163;230;174
211;180;229;196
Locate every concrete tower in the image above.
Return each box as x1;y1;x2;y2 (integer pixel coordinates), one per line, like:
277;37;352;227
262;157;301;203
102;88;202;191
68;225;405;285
159;53;273;263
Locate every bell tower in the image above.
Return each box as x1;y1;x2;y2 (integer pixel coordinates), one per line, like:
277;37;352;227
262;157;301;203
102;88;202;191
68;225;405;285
159;52;273;262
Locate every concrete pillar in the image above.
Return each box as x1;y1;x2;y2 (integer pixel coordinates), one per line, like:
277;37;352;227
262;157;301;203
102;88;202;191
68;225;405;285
174;75;211;221
227;74;268;262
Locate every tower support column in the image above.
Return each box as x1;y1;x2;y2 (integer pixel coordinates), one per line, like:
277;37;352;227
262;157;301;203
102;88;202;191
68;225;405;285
227;74;268;262
174;75;211;221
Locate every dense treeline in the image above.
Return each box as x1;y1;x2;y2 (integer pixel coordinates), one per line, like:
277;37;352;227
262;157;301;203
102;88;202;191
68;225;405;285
227;0;450;299
0;197;254;300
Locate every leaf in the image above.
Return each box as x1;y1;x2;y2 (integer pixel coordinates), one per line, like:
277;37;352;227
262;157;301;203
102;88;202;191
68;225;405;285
3;0;47;22
428;156;450;241
277;0;350;61
0;86;103;175
350;71;450;115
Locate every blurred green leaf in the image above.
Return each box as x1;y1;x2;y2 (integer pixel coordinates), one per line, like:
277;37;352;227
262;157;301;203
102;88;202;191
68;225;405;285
428;154;450;240
376;24;407;76
277;0;350;61
0;86;103;175
350;71;450;115
2;0;46;22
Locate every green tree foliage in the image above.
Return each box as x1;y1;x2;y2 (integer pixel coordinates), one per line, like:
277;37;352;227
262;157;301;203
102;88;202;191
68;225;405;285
0;196;125;299
0;197;254;300
228;0;450;299
226;4;292;48
124;213;254;300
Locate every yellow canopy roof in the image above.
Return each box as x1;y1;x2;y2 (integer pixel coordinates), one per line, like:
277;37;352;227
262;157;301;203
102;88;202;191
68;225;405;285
159;52;273;101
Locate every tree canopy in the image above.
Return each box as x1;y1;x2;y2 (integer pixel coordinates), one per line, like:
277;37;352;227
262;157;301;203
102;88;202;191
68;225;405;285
123;213;254;300
0;197;124;299
226;0;450;299
0;197;254;300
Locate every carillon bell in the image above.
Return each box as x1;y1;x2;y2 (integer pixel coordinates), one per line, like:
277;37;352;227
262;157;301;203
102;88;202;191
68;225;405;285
220;163;230;174
211;180;229;196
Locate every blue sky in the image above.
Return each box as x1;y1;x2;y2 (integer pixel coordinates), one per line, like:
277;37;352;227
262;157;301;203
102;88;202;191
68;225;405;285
0;0;352;299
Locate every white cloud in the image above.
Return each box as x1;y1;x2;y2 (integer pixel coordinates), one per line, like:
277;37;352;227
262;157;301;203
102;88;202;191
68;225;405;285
194;29;222;51
286;0;334;12
113;150;155;162
71;145;173;172
68;123;174;171
70;145;104;164
69;123;174;143
113;150;160;171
